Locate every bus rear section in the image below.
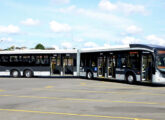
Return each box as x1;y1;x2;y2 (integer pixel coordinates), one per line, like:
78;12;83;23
0;50;78;78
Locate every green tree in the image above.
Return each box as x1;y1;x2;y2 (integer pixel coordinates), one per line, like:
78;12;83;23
35;43;45;50
6;45;15;50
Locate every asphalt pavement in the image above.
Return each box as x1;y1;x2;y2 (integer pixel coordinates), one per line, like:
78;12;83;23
0;77;165;120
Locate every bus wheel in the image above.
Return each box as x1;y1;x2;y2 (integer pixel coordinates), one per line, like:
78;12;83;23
24;70;33;78
126;74;136;84
87;71;93;79
11;70;20;78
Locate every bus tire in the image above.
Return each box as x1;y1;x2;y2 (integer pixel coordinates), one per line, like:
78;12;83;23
11;70;20;78
87;71;93;79
126;73;136;84
24;70;33;78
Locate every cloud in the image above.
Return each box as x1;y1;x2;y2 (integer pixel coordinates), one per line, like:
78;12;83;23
84;42;98;48
125;25;143;35
21;18;40;26
0;25;20;34
50;21;71;32
99;0;147;15
51;0;70;4
99;0;117;11
146;35;165;45
103;43;111;48
0;37;13;42
52;5;133;29
73;37;84;42
58;5;76;13
76;8;132;28
61;42;72;49
121;36;141;45
52;45;59;50
121;35;165;46
119;2;146;15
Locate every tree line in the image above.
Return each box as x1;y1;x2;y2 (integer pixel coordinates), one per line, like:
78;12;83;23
5;43;45;50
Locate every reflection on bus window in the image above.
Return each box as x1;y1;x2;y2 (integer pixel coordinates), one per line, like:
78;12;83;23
92;61;96;67
68;58;73;66
157;55;165;72
128;52;140;70
117;54;127;68
157;56;165;66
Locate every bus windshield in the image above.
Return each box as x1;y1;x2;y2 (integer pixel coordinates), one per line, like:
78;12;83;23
157;54;165;72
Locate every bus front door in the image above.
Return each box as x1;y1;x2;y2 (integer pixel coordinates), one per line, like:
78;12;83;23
51;56;61;75
142;54;152;82
98;56;106;78
107;55;116;78
63;56;74;76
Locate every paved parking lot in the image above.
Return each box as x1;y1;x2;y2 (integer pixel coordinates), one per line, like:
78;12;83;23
0;78;165;120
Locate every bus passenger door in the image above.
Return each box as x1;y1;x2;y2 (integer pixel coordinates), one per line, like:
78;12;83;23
63;56;74;76
107;55;116;78
97;56;106;78
51;56;61;75
142;54;153;82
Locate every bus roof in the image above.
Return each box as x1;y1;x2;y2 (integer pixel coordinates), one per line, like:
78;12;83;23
130;44;165;51
0;44;164;55
0;49;77;55
80;44;155;53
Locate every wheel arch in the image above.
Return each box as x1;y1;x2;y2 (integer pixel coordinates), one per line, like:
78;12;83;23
86;68;93;79
23;68;34;77
125;70;137;81
10;69;20;77
86;68;93;73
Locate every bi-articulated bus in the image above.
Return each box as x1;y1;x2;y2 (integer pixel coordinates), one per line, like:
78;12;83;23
0;44;165;84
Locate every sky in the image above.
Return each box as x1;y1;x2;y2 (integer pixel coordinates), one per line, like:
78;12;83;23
0;0;165;49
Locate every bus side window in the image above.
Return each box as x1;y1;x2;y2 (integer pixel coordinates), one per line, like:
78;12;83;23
121;57;127;68
117;55;121;68
128;52;140;70
80;54;85;67
43;55;50;65
36;56;41;65
0;56;9;66
117;55;127;68
92;61;96;67
80;60;84;67
74;59;76;66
